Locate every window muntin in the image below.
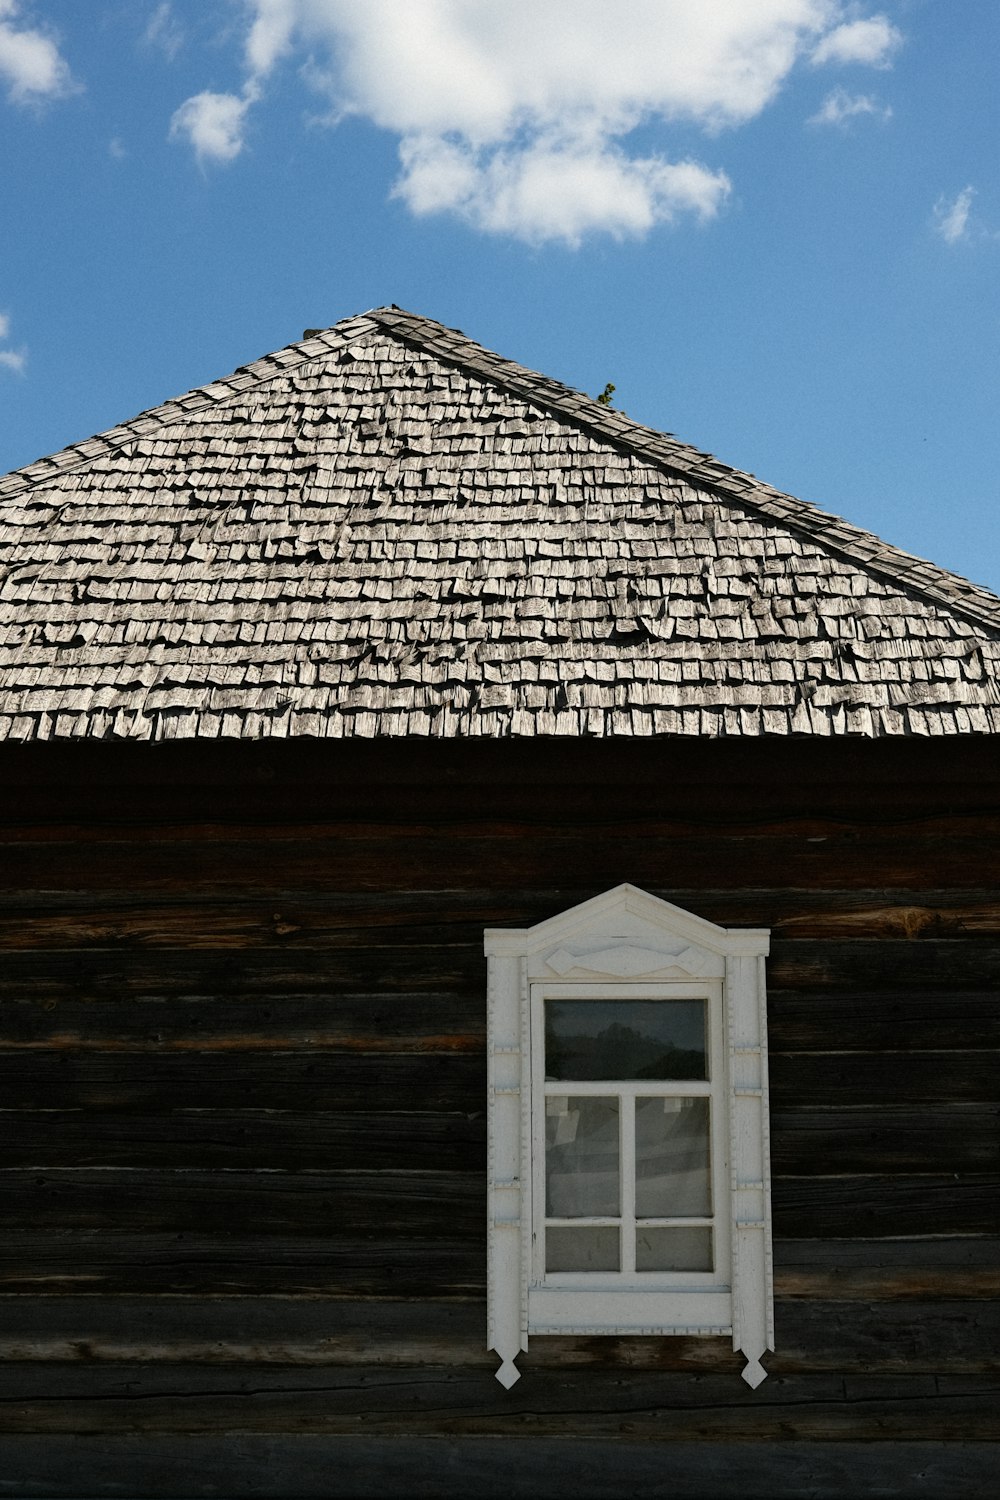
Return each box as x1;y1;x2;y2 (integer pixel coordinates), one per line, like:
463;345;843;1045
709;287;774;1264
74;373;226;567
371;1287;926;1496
532;982;730;1292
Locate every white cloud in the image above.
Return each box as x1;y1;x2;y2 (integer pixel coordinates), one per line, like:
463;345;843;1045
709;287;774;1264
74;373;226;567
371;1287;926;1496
238;0;840;133
0;310;25;375
173;1;902;241
144;2;184;63
811;15;902;67
397;135;730;245
245;0;297;77
934;186;975;245
809;87;891;126
170;87;257;164
0;0;73;103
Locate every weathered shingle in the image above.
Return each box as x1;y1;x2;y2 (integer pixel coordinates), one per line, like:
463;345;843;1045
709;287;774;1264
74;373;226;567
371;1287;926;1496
0;307;998;740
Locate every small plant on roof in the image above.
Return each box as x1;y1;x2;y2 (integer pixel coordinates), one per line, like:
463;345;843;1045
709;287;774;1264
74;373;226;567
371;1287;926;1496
595;382;616;407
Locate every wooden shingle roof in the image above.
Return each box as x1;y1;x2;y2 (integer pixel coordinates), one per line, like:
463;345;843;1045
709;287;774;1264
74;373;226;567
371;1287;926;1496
1;306;998;739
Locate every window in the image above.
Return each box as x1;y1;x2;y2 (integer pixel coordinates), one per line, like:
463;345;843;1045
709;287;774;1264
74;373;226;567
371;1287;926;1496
485;884;772;1389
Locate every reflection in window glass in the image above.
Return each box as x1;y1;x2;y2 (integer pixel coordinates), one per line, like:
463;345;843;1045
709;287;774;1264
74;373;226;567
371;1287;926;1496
636;1227;713;1272
547;1226;620;1273
635;1097;711;1218
546;1000;706;1081
545;1095;619;1218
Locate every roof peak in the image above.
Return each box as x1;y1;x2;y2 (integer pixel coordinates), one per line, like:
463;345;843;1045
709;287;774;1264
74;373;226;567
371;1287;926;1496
2;305;999;636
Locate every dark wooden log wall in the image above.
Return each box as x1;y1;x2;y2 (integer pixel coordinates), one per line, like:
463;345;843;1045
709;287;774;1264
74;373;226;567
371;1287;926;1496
0;738;997;1499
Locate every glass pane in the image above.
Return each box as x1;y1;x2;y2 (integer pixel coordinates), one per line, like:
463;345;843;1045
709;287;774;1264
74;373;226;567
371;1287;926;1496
545;1095;620;1217
545;1000;706;1081
547;1226;620;1273
636;1227;713;1272
635;1097;712;1217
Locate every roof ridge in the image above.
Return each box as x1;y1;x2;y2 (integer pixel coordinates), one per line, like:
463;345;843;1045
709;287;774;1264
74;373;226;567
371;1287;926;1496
0;313;383;502
369;306;1000;637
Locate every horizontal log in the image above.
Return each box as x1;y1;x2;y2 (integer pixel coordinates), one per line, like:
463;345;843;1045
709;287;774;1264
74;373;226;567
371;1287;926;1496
2;735;996;823
769;1050;999;1105
14;811;998;845
4;889;1000;950
0;1296;493;1369
3;880;991;922
782;1268;1000;1299
770;1108;998;1174
0;1050;484;1112
3;941;998;1015
6;1168;997;1241
2;1297;998;1373
1;726;996;787
772;1175;1000;1238
767;939;1000;990
2;1186;996;1295
4;939;999;1021
0;1110;487;1172
3;1105;992;1178
0;1298;732;1374
4;820;1000;898
0;1365;997;1439
1;1436;996;1500
772;902;1000;939
0;1236;483;1297
774;1235;1000;1271
5;1233;993;1302
3;1245;1000;1355
0;946;484;1001
768;991;1000;1052
2;984;996;1055
0;993;484;1051
0;908;503;954
774;1235;1000;1296
2;1170;484;1237
773;1299;1000;1373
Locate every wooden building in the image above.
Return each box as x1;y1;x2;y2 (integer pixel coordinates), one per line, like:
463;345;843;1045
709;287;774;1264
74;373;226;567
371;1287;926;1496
0;309;997;1497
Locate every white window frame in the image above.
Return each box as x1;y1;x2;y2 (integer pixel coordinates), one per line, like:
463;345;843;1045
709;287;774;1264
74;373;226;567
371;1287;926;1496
485;884;772;1390
530;980;730;1329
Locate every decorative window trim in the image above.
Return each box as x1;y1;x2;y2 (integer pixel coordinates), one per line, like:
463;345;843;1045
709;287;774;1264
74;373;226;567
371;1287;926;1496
485;883;773;1390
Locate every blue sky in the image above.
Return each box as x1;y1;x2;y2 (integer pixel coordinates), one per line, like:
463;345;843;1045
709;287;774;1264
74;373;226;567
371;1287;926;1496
1;0;998;590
